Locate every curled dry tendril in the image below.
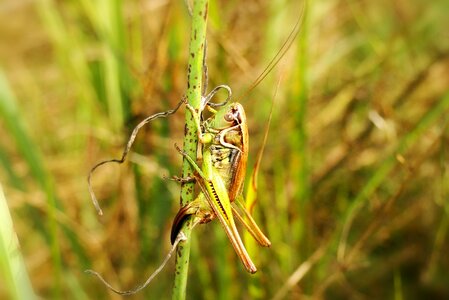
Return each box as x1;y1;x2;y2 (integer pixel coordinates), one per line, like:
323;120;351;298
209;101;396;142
87;98;185;215
85;231;188;295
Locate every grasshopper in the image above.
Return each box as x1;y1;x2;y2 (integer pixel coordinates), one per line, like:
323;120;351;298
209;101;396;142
86;6;303;292
170;94;271;274
86;88;271;295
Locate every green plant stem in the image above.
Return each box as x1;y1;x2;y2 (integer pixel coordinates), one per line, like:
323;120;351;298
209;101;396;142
172;1;209;299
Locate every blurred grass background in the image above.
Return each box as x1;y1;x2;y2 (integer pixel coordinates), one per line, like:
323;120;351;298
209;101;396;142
1;0;449;299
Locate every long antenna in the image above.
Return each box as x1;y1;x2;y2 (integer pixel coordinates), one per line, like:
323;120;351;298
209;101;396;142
239;3;305;99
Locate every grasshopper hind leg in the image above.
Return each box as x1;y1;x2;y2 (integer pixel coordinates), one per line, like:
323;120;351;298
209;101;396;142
170;197;214;244
171;204;194;244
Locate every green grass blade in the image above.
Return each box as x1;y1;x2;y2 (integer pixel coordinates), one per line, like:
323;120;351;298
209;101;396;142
96;0;126;129
0;184;36;300
0;71;47;187
0;70;62;296
0;146;24;190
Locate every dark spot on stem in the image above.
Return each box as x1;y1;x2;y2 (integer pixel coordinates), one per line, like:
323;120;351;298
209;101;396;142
204;4;208;20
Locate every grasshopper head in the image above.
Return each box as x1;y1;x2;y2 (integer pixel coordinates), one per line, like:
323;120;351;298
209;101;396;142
208;102;246;130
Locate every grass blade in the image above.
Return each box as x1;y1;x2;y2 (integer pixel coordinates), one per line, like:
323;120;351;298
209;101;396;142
0;184;36;300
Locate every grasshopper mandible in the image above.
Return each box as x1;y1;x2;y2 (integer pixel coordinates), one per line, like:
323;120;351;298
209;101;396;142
170;92;271;273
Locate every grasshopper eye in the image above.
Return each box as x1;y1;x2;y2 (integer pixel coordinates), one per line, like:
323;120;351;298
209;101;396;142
224;112;234;122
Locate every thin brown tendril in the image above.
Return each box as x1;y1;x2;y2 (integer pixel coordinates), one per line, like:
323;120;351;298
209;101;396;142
87;98;185;215
85;231;188;295
202;84;232;110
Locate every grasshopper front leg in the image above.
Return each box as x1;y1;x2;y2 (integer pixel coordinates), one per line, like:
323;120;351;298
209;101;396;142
184;101;212;145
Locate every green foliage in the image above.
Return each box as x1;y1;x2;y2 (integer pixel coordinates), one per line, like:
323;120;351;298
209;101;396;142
0;0;448;299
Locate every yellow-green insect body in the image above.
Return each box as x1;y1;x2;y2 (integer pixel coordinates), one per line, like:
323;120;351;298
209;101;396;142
171;101;269;273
